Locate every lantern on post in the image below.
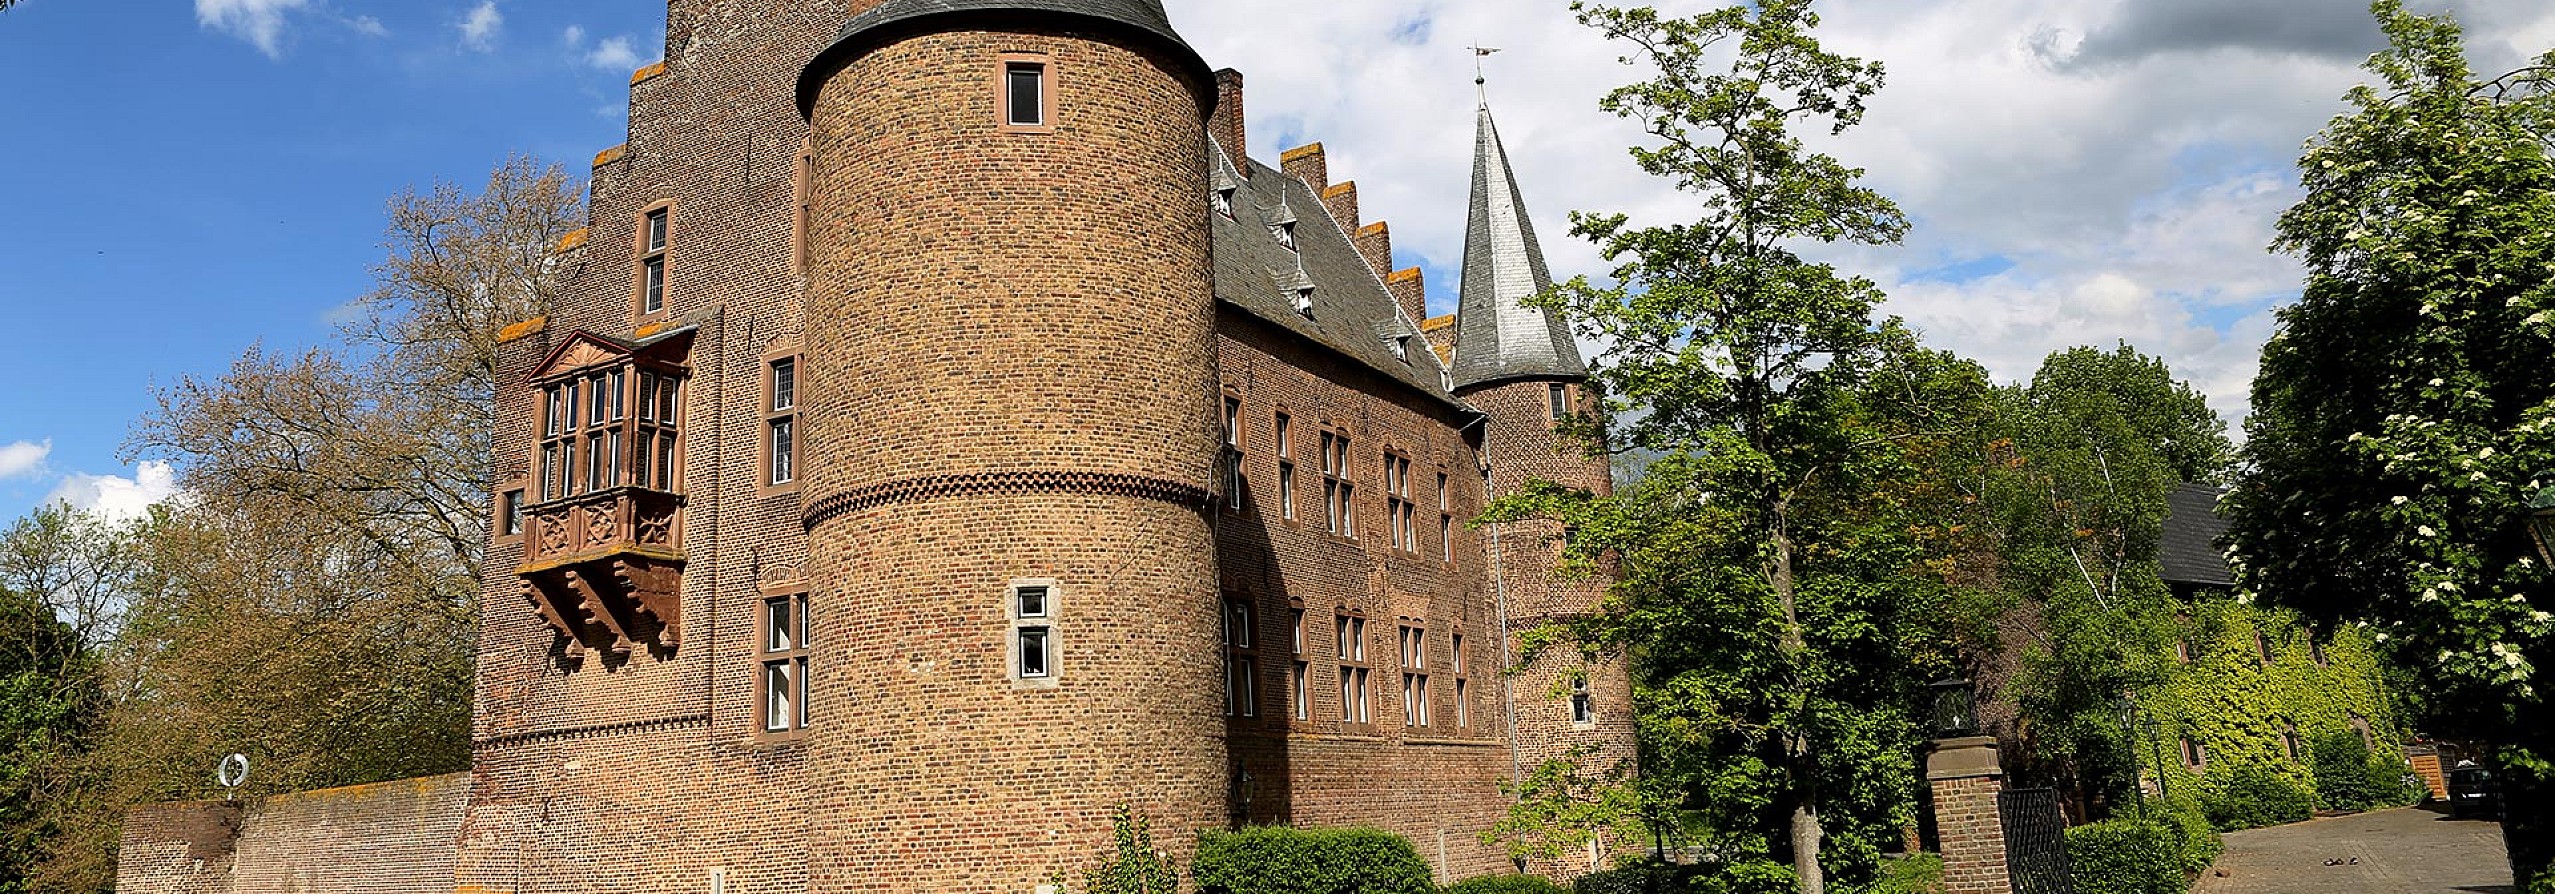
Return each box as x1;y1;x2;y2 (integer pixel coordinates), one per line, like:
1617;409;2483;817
2527;487;2555;566
1929;678;1979;739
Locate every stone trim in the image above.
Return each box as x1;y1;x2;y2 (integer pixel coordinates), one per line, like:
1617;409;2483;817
803;471;1210;529
472;713;710;750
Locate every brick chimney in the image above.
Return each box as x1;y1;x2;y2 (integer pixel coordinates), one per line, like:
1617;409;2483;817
1210;69;1249;177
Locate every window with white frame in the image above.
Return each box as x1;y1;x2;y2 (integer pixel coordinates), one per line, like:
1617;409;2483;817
1290;608;1309;721
639;207;670;316
1453;630;1470;728
1570;676;1595;727
1275;412;1295;522
765;355;798;488
1223;396;1245;512
1437;472;1454;564
760;592;810;734
1321;431;1354;538
1224;597;1257;718
1385;453;1416;553
1399;624;1429;728
1335;613;1369;724
1011;582;1056;681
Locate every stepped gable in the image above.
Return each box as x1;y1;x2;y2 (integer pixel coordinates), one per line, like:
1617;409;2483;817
1450;102;1587;389
1211;139;1460;408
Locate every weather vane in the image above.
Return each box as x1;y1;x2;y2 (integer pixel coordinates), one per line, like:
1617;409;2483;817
1470;45;1502;104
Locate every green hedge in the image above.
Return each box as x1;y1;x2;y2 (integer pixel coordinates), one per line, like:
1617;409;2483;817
2308;732;2422;812
2202;766;2314;831
2065;820;2186;894
1193;827;1436;894
1570;861;1687;894
2155;795;2223;875
1446;875;1570;894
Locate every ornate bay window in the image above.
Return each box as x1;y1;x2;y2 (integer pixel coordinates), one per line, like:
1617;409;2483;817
517;329;693;659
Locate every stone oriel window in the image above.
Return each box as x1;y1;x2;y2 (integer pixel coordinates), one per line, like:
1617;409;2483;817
763;353;800;493
1384;452;1415;554
1274;412;1296;522
1321;431;1355;539
540;364;683;501
1399;624;1429;728
759;591;810;735
997;54;1056;134
637;203;672;318
1335;612;1370;725
1223;598;1257;718
1010;581;1060;685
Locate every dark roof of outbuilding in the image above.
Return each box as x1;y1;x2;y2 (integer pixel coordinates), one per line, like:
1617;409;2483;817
798;0;1211;119
1209;140;1468;413
1449;103;1586;390
2161;483;2235;588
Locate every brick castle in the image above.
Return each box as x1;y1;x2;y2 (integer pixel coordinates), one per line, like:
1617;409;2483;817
117;1;1636;891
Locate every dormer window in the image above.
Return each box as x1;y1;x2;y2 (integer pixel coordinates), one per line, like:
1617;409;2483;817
1387;334;1411;363
1271;221;1297;251
1292;287;1314;318
1213;187;1236;219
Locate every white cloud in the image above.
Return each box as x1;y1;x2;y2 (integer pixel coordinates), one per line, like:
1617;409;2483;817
459;1;503;52
347;15;387;38
562;25;586;47
1157;0;2555;426
0;441;50;480
46;463;180;524
196;0;313;58
585;36;643;72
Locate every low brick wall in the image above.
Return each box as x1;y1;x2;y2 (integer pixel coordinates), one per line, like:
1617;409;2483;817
117;773;468;894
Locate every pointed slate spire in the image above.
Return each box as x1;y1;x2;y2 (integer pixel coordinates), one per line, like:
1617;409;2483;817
1451;102;1585;390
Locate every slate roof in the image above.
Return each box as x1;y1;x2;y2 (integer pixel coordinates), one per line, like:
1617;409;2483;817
799;0;1210;118
1450;103;1586;390
2161;483;2235;588
1209;139;1464;410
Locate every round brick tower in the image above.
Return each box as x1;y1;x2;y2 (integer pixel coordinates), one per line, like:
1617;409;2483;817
794;2;1223;891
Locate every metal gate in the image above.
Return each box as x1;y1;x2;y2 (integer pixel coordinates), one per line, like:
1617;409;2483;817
2000;788;2074;894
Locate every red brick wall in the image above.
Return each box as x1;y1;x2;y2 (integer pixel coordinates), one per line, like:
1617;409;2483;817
1934;776;2012;894
119;775;467;894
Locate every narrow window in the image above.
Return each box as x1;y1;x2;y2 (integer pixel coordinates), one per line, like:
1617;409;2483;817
1335;614;1369;724
1005;62;1046;127
760;592;811;733
793;142;816;273
2309;632;2328;667
1292;661;1310;721
1224;598;1257;718
2283;722;2303;761
766;356;800;489
2182;737;2207;770
1223;396;1245;512
1456;677;1470;728
1548;382;1570;421
640;208;670;316
1275;413;1295;522
1570;677;1595;727
1012;582;1056;682
2256;632;2274;666
1438;472;1454;564
499;488;524;537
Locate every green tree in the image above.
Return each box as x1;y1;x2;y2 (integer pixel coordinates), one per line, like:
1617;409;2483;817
29;158;581;892
0;507;136;894
1988;346;2231;811
2225;1;2555;882
1490;7;1979;884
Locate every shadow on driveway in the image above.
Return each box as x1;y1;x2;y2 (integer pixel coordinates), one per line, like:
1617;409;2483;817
2191;807;2513;894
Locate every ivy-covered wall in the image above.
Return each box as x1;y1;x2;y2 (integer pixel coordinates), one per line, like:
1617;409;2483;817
2136;597;2404;800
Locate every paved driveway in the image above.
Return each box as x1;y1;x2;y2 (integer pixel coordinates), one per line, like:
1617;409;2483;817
2192;808;2514;894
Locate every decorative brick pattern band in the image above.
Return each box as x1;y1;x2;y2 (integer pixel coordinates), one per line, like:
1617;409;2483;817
802;470;1211;530
471;714;711;750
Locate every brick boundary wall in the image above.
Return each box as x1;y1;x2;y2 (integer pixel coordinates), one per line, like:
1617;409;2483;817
118;773;468;894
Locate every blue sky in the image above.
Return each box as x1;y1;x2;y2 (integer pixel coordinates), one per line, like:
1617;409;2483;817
0;0;659;522
4;0;2553;526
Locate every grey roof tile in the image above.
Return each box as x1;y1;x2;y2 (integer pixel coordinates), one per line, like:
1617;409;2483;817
2161;483;2236;588
1210;139;1465;411
1450;103;1586;390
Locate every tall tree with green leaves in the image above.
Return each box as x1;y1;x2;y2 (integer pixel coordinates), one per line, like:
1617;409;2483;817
1987;345;2232;811
1488;3;1987;889
0;507;136;894
2226;1;2555;883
